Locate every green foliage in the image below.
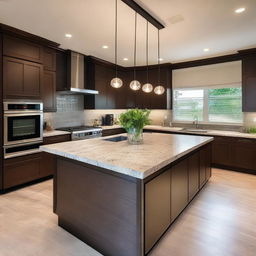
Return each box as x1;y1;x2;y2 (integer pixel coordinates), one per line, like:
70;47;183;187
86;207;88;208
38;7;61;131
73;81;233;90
119;109;151;132
208;88;241;96
248;127;256;134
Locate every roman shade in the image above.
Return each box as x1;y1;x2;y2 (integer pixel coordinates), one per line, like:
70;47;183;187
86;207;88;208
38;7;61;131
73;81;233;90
173;61;242;89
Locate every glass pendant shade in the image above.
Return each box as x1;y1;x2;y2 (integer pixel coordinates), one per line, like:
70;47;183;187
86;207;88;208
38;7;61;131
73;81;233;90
142;83;153;93
154;86;165;95
110;77;123;88
130;80;141;91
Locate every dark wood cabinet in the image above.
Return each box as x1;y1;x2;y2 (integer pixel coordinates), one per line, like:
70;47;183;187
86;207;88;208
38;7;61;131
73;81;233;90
42;70;56;111
171;159;188;221
3;153;41;189
102;128;125;137
84;57;171;110
212;137;231;166
241;53;256;112
145;170;171;254
56;50;67;91
43;134;71;145
3;35;43;63
3;56;43;99
40;152;56;178
43;47;56;71
230;138;256;170
188;152;200;200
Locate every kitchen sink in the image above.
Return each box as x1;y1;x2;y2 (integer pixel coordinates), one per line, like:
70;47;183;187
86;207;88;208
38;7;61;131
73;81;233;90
182;128;208;133
103;136;127;142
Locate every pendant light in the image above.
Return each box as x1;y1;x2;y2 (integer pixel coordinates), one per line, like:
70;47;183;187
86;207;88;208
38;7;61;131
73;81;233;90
110;0;123;88
130;12;141;91
154;29;165;95
142;21;153;93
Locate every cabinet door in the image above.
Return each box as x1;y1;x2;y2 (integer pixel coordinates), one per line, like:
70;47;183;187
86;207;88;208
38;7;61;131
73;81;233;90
42;70;56;112
205;144;212;180
4;153;41;189
56;50;67;91
145;170;171;254
40;152;56;178
199;148;206;188
43;47;56;71
3;35;43;63
230;139;256;170
242;54;256;112
3;56;43;99
212;137;230;166
171;160;188;221
188;152;199;201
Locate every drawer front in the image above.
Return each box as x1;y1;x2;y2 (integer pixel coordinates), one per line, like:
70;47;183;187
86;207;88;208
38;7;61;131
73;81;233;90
4;153;41;189
43;134;71;145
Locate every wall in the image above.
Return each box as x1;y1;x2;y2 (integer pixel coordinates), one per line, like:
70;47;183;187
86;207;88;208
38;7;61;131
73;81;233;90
244;113;256;129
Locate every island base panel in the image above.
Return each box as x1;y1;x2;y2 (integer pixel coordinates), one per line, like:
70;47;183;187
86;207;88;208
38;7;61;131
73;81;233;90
55;158;143;256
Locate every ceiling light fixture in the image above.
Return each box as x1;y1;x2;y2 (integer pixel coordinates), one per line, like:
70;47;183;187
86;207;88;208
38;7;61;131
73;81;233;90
204;48;210;52
110;0;123;89
235;7;245;13
65;34;72;38
159;58;163;61
102;45;109;49
130;12;141;91
123;58;128;61
154;29;165;95
142;21;153;93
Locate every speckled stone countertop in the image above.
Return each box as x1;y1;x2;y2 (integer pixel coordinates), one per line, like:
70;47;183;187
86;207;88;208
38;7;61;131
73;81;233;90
43;130;71;137
40;133;213;179
144;125;256;139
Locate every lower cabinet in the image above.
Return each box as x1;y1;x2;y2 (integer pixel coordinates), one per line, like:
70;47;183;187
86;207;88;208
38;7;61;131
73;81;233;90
2;134;71;190
4;153;41;189
188;152;200;200
145;170;171;254
171;160;188;221
39;152;56;178
212;136;256;171
144;144;212;253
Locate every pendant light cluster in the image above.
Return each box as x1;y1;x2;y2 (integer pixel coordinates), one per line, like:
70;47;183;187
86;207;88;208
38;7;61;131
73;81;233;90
110;0;165;95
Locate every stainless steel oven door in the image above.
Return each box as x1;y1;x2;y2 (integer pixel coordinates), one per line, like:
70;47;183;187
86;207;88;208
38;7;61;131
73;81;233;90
4;112;43;146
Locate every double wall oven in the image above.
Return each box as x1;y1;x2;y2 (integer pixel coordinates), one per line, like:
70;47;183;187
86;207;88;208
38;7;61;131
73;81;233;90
3;101;43;159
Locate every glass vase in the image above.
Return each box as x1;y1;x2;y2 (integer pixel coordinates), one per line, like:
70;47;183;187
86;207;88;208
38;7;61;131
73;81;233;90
127;128;143;145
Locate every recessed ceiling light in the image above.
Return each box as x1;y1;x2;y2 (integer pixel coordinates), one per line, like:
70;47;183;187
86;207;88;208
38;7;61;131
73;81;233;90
102;45;109;49
65;34;72;38
159;58;163;61
235;7;246;13
204;48;210;52
123;58;128;61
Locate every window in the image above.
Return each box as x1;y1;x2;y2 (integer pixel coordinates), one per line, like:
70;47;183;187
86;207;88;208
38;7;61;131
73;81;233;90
173;87;243;124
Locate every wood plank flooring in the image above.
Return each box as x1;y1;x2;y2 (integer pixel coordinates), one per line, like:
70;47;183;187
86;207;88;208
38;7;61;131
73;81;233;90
0;168;256;256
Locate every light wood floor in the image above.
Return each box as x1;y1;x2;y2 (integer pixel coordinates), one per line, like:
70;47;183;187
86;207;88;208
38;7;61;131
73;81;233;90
0;169;256;256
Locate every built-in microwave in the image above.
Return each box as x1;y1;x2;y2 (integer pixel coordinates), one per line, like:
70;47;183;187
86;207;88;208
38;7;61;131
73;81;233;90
3;101;43;147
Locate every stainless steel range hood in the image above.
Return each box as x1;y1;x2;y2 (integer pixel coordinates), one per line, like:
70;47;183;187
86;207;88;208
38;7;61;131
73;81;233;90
59;51;98;95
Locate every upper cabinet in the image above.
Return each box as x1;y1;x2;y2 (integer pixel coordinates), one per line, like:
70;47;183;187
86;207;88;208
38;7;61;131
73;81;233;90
84;57;172;110
3;56;43;99
1;26;59;110
3;35;43;63
241;50;256;112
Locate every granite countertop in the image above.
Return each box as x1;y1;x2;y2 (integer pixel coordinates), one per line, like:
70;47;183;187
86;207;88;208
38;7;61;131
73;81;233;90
40;133;213;179
144;125;256;139
43;130;71;137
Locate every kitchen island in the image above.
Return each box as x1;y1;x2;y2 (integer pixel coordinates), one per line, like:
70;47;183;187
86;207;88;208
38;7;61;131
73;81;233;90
41;133;213;256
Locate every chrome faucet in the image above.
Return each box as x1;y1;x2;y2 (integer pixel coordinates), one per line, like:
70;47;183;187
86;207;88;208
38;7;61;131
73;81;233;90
193;116;199;129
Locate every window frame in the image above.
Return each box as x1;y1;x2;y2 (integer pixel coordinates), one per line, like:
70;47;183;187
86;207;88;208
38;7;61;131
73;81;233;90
172;87;244;126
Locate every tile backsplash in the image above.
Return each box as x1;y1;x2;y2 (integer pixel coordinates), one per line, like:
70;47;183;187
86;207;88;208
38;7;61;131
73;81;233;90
44;94;85;128
83;109;172;126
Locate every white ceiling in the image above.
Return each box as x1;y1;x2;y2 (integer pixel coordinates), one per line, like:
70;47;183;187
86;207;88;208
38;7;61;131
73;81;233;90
0;0;256;66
